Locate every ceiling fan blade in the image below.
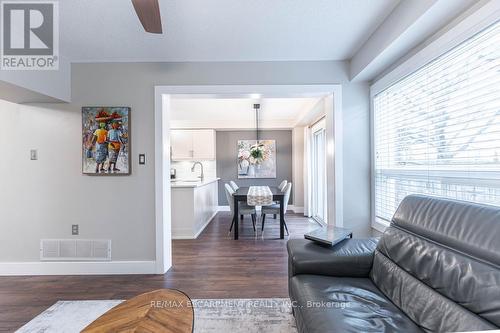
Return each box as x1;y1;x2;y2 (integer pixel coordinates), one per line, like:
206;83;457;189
131;0;163;34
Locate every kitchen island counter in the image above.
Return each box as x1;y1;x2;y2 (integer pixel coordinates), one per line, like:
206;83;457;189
171;177;220;188
171;178;219;239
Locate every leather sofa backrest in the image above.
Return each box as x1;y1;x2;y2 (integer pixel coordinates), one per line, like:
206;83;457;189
391;195;500;265
371;195;500;332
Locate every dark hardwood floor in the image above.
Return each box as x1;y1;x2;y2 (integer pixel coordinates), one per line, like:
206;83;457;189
0;212;320;331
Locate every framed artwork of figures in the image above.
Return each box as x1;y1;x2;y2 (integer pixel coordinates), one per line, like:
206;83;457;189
82;107;130;175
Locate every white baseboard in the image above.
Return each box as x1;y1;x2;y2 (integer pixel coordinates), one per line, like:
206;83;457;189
171;235;195;240
289;205;304;213
194;210;218;238
0;260;157;276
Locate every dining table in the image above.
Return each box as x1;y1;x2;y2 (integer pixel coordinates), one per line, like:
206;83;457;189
231;186;285;240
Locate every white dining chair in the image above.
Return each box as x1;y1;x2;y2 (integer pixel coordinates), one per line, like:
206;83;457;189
225;183;256;233
229;181;243;220
278;180;287;191
272;180;287;219
261;183;292;235
229;180;239;191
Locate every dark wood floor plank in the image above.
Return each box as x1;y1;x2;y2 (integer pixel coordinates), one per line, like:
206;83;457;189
0;212;320;331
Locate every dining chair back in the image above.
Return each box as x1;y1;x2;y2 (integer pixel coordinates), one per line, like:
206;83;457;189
229;181;239;191
260;183;293;235
225;183;257;234
282;183;292;212
278;180;288;191
225;183;235;213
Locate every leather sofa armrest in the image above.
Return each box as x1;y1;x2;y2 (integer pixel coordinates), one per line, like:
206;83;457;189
287;238;378;278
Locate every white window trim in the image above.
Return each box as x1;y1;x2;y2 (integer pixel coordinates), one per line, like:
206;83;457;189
369;2;500;232
310;118;327;224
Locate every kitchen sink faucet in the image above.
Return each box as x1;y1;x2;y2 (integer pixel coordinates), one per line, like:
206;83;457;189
191;162;204;181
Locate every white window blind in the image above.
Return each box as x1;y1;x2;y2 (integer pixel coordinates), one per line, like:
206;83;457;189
373;21;500;225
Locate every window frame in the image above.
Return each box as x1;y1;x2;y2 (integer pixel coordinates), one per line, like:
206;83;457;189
370;8;500;232
311;119;327;224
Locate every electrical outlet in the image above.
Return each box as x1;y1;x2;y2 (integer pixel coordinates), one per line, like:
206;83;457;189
72;224;79;235
30;149;38;160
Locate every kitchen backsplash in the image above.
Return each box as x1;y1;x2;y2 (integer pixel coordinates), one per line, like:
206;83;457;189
171;160;217;180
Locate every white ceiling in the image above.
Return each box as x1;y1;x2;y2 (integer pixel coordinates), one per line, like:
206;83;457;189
170;97;323;129
60;0;399;62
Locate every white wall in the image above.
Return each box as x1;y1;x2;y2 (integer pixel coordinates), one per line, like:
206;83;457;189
350;0;475;81
292;126;305;210
0;60;371;265
0;56;71;102
0;99;155;261
292;98;328;214
342;82;371;237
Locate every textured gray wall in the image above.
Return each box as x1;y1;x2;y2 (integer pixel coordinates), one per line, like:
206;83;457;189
217;130;293;205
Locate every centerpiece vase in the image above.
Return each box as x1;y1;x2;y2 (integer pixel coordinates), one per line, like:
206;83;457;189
248;164;256;177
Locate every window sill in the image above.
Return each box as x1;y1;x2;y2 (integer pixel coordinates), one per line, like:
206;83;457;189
372;219;389;233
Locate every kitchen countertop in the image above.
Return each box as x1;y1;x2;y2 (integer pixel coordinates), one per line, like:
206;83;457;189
171;177;220;188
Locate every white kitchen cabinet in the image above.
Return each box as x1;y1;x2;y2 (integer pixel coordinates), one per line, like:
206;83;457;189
171;130;194;160
192;130;216;160
171;129;216;161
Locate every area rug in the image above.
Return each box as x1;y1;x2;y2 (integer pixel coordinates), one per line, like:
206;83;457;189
17;298;297;333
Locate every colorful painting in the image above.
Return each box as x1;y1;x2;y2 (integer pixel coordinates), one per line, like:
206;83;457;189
82;107;130;175
238;140;276;179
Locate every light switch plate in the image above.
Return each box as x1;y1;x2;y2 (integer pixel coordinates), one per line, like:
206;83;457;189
30;149;38;160
139;154;146;165
72;224;79;235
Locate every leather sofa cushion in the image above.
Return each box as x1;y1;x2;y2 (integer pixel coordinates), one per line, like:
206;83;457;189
287;238;378;278
371;250;498;332
289;274;423;333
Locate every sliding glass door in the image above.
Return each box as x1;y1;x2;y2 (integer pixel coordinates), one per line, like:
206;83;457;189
311;119;327;224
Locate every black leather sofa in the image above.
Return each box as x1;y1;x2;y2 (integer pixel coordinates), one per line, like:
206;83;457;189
288;195;500;332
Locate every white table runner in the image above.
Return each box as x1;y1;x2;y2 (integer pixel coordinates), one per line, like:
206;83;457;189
247;186;274;206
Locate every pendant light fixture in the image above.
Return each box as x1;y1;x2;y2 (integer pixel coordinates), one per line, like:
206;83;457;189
254;103;260;143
